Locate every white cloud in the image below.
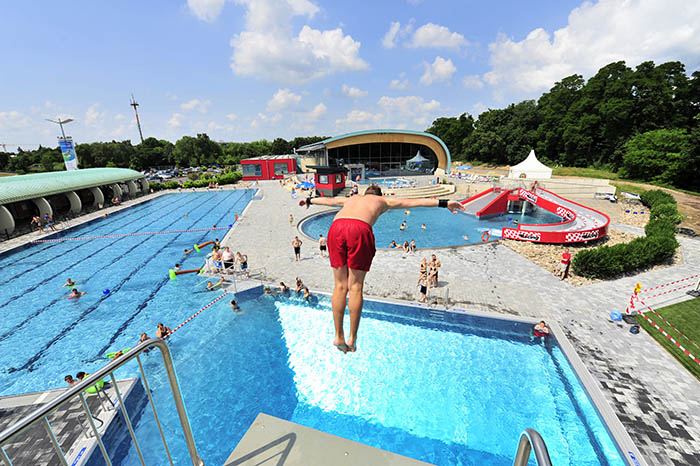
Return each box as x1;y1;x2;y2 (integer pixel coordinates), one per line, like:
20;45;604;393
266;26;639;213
230;0;368;84
187;0;225;22
382;21;401;49
409;23;468;49
306;102;327;121
419;56;456;85
470;102;488;117
335;110;383;127
0;111;32;130
267;88;301;112
168;113;184;128
225;113;238;121
484;0;700;94
85;104;104;127
377;95;440;116
341;84;368;98
390;79;409;90
462;74;484;89
251;112;282;128
180;99;211;113
115;113;126;121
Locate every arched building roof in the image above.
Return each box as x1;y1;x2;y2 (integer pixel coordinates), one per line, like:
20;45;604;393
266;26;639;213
0;168;144;205
298;129;452;172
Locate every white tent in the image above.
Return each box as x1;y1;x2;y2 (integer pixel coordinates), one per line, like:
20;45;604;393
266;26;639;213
405;150;430;169
507;150;552;179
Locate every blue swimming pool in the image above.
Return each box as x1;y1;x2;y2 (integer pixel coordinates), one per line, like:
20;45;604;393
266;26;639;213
0;191;253;396
300;206;562;247
120;291;626;466
0;192;626;465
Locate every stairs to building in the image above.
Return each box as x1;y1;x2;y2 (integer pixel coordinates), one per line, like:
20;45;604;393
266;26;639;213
380;184;455;199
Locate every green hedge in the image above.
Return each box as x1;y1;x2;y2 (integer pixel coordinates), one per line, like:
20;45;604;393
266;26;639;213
572;189;679;279
149;171;242;192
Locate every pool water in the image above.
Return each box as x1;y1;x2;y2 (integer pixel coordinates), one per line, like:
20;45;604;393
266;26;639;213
121;292;625;466
0;191;253;396
301;206;562;248
0;192;624;465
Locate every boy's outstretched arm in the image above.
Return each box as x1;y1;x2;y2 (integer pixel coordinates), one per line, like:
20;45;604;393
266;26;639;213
385;197;465;213
299;196;347;208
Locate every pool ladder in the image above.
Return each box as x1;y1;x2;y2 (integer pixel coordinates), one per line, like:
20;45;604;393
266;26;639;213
0;338;204;466
512;429;553;466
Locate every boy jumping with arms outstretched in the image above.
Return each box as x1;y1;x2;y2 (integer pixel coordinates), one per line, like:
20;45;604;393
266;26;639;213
301;184;464;353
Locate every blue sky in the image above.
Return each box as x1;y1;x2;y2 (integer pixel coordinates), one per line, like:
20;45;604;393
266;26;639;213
1;0;698;149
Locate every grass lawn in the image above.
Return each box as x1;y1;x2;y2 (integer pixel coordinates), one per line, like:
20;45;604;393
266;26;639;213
635;298;700;380
552;166;620;179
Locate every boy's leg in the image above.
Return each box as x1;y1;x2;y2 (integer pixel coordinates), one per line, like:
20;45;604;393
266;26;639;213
346;267;368;351
332;266;349;351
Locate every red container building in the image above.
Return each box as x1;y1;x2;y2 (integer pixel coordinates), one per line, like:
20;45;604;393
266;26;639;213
310;166;346;197
240;155;296;181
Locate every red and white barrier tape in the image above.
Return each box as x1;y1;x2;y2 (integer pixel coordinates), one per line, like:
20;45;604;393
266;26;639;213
30;226;230;243
640;275;699;295
642;283;695;300
639;299;700;352
637;302;700;366
165;292;229;339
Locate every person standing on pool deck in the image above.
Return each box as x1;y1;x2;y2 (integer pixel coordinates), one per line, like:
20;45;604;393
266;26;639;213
292;236;303;262
319;234;327;257
300;184;464;353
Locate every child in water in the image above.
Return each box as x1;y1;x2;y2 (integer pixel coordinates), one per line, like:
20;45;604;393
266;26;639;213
62;278;76;288
69;288;86;298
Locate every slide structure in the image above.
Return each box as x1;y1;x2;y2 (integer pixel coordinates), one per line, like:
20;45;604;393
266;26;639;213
460;187;610;244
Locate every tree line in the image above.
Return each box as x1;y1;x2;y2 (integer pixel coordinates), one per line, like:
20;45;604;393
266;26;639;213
1;60;698;190
426;60;700;191
0;135;325;173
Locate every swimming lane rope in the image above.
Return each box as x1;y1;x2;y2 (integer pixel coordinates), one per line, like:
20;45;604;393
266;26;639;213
30;226;231;243
164;291;229;339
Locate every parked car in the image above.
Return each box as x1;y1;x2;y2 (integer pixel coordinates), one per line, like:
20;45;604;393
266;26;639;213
678;227;697;237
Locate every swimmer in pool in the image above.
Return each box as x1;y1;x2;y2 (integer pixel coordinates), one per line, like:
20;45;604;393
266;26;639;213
62;278;76;288
230;299;241;313
64;375;78;386
532;321;551;342
463;234;469;241
279;282;290;294
69;288;86;298
400;221;406;231
206;276;226;291
421;223;426;230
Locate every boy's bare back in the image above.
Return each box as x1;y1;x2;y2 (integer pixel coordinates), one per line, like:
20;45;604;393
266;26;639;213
333;195;390;226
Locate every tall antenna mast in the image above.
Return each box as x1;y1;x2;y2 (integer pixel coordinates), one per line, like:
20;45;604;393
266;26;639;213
130;94;145;143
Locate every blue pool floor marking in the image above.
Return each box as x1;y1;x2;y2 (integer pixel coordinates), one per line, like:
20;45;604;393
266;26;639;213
0;195;205;334
0;194;198;302
7;190;245;373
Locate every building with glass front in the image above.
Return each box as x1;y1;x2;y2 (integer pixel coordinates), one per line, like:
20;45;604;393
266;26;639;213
295;129;451;178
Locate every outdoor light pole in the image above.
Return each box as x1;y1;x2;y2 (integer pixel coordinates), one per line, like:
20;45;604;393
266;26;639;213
45;117;74;139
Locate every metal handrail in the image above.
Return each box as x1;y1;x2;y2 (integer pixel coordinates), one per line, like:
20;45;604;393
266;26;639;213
512;428;553;466
0;338;204;466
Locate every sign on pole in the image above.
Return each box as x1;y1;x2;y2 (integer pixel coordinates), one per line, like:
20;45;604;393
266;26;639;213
58;137;79;171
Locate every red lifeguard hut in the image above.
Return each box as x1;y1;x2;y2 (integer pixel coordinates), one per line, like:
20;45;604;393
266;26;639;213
240;155;296;181
310;166;346;197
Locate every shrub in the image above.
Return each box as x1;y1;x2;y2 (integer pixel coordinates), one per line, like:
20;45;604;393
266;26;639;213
649;203;682;224
572;188;680;279
640;190;674;209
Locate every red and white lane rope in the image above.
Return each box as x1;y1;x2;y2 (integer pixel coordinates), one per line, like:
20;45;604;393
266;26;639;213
165;291;228;339
637;303;700;366
640;275;699;295
639;299;700;352
30;226;231;243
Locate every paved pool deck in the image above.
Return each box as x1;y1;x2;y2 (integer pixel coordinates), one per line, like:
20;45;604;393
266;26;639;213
225;180;700;466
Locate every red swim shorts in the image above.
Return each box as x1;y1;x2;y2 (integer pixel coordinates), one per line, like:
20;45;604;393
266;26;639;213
327;218;376;271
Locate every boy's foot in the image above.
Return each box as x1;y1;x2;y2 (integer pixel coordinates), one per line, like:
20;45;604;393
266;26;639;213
346;337;357;352
333;337;348;353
